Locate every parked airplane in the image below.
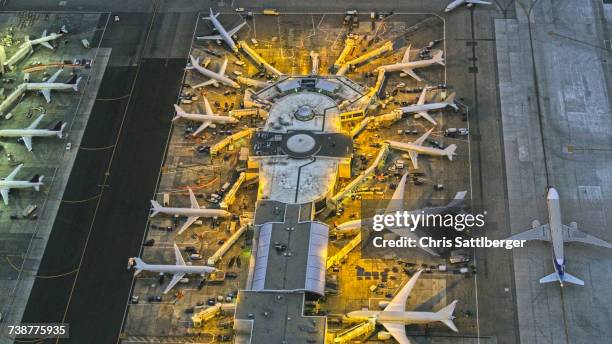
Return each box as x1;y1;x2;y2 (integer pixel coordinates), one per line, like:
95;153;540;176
130;244;216;294
4;26;67;69
346;270;458;343
25;69;82;103
0;164;43;205
173;101;238;136
0;114;66;151
398;88;457;125
187;55;240;89
150;187;232;234
507;188;612;287
445;0;492;12
379;46;445;82
196;8;246;53
386;129;457;169
334;172;466;256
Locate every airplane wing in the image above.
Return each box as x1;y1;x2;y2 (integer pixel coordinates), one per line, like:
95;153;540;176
163;272;186;294
385;173;408;214
174;244;186;265
0;189;9;205
41;90;52;103
417;88;427;105
193;121;212;136
39;30;54;50
507;224;550;241
178;216;200;235
227;21;247;37
22;136;33;151
188;188;200;209
27;115;45;129
46;69;62;83
5;164;23;181
407;151;419;169
385;270;422;312
413;128;432;146
197;34;223;40
219;57;229;76
416;111;437;125
381;323;411;344
401;45;411;63
203;96;214;115
402;69;422;81
193;79;218;88
562;224;612;249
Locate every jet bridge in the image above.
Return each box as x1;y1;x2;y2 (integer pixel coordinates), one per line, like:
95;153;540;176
207;223;250;266
332;319;376;343
220;172;246;208
0;84;27;115
333;34;359;69
326;232;361;269
211;128;254;155
329;143;388;205
239;41;283;76
336;41;393;76
349;117;372;138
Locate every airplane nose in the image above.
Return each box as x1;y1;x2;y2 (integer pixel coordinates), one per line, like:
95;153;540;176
547;188;559;200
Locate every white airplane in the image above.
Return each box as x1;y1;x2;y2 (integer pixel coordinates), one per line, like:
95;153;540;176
334;173;466;256
379;46;445;82
386;129;457;169
346;270;458;343
507;188;612;287
445;0;492;13
0;114;66;152
187;55;240;89
130;244;217;294
398;88;457;125
173;101;238;137
197;8;246;53
0;164;43;205
4;27;66;69
150;187;232;234
25;69;82;103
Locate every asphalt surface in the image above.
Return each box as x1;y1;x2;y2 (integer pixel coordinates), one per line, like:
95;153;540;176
21;58;184;343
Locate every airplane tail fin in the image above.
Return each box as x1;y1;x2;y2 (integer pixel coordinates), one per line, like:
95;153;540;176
432;50;445;66
150;200;163;217
444;92;458;110
444;144;457;160
72;77;82;91
186;55;199;70
437;300;459;332
132;257;146;276
30;175;44;190
50;121;67;138
539;271;584;286
59;25;68;34
172;104;185;122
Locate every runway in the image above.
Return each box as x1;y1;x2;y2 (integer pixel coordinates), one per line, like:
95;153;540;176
21;59;184;343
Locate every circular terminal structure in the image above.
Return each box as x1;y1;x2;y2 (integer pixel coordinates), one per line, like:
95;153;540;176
294;105;316;121
281;131;321;158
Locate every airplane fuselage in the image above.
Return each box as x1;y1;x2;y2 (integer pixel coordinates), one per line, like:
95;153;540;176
381;60;438;73
154;206;231;218
178;113;238;124
347;310;448;325
386;140;448;157
25;82;74;91
400;102;452;114
546;188;566;279
209;15;239;52
0;129;59;138
193;65;240;89
0;180;41;189
138;263;215;275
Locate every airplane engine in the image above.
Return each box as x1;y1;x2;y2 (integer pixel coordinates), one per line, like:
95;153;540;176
377;331;391;340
